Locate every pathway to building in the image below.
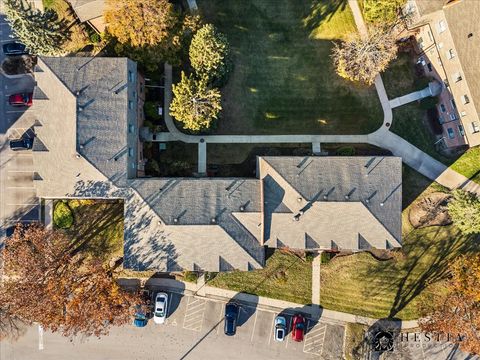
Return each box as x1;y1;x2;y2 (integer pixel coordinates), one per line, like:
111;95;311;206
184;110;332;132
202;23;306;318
156;1;480;196
311;253;321;309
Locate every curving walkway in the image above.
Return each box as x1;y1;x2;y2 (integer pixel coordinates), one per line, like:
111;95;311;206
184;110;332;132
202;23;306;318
160;3;480;196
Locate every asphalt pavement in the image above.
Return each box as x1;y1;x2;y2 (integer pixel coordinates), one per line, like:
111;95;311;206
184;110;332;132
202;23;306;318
0;14;39;242
1;291;345;360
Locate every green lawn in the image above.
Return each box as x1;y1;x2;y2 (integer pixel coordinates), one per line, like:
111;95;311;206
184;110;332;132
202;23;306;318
391;103;453;165
54;199;124;264
199;0;383;135
382;53;431;99
320;181;480;320
450;146;480;184
209;250;312;304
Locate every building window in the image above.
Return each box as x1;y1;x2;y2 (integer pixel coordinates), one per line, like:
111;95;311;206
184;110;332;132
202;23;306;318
427;63;432;72
472;121;480;133
461;95;470;104
447;128;455;139
451;99;456;109
418;37;424;49
133;90;137;99
453;72;462;82
128;124;135;133
438;20;447;33
128;70;135;83
438;116;444;125
131;162;136;169
446;49;455;59
128;148;134;157
128;100;134;109
449;113;457;121
440;103;446;112
458;124;465;136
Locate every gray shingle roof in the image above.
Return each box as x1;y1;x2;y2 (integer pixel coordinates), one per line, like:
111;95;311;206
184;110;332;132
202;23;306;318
129;178;264;266
444;1;480;115
259;156;402;249
40;57;132;186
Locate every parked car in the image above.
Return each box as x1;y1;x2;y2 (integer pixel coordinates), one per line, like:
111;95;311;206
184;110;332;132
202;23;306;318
224;302;239;336
133;305;148;328
2;42;27;56
291;314;306;342
153;292;168;324
9;93;33;107
274;315;287;342
9;138;33;151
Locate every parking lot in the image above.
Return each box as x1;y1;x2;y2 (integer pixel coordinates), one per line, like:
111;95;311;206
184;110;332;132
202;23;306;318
0;13;38;241
147;291;345;359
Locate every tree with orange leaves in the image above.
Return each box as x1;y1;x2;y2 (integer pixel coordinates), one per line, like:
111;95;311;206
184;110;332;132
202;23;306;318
0;224;140;338
419;253;480;354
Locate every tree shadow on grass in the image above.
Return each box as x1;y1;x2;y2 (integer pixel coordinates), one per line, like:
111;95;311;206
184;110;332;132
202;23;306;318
303;0;349;33
361;226;480;318
67;200;124;262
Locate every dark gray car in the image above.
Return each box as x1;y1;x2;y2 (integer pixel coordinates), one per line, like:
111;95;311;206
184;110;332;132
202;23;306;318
3;42;27;56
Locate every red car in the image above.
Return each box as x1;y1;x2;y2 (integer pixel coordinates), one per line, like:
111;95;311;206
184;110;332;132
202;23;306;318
9;93;33;107
291;314;306;342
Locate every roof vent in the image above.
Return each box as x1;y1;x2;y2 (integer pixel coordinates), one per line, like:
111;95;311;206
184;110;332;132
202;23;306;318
293;213;300;221
78;106;83;112
297;197;302;202
75;154;81;159
173;218;178;224
211;218;216;224
468;32;473;38
380;202;384;207
323;195;328;200
344;195;349;200
239;206;245;212
365;199;370;204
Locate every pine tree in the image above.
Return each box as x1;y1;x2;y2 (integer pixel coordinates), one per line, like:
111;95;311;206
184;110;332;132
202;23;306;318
4;0;68;56
189;24;231;85
448;189;480;234
170;72;222;132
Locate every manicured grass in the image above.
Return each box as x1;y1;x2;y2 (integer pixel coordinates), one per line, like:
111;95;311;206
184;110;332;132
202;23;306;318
59;199;124;264
391;103;453;165
320;181;480;320
450;146;480;184
209;250;312;304
199;0;383;135
383;53;431;99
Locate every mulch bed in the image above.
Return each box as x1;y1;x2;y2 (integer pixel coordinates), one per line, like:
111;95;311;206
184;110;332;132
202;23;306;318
408;192;452;228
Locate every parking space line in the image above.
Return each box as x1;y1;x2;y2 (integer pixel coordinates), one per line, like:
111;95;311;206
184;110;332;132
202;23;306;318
268;313;275;345
250;311;258;342
303;322;327;356
6;187;35;189
183;297;205;332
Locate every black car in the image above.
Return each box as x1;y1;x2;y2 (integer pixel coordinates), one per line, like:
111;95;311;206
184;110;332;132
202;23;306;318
9;138;33;151
2;42;27;56
224;302;239;336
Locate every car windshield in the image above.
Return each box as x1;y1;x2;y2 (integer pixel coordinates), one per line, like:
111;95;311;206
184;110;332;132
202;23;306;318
277;329;285;337
155;310;164;317
296;322;304;329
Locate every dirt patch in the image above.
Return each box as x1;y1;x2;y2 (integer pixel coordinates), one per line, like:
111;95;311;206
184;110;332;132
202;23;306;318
409;192;452;228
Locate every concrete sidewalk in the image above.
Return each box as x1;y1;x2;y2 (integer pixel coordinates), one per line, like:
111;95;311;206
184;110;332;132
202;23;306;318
119;277;419;330
389;86;433;108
